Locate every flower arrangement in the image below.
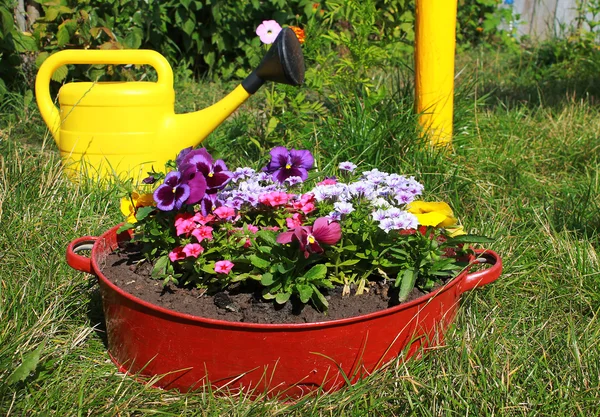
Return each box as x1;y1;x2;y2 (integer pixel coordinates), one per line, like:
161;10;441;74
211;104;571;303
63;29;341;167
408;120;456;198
119;146;489;312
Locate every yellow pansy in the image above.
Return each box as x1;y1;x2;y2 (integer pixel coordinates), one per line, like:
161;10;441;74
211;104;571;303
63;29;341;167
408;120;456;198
407;201;457;228
120;192;154;224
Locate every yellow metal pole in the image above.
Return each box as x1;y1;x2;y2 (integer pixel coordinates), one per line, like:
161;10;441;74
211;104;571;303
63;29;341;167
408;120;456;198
415;0;458;146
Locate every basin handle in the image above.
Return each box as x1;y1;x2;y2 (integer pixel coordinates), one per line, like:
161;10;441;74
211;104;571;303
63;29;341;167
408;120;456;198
35;49;174;144
460;249;502;293
66;236;98;275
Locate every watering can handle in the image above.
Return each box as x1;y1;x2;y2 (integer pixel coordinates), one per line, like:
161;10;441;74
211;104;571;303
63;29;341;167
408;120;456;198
460;249;502;293
35;50;174;142
66;236;99;275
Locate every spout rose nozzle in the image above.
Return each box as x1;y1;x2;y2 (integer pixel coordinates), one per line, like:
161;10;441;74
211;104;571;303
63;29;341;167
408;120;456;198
242;27;305;94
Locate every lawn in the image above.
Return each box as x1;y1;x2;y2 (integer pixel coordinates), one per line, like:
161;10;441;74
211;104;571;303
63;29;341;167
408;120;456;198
1;47;600;416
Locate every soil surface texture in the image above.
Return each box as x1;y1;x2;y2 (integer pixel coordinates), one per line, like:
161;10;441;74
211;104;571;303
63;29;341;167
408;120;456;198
100;244;429;325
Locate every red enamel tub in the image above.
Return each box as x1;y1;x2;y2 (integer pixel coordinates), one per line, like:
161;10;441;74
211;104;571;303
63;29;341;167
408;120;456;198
67;224;501;399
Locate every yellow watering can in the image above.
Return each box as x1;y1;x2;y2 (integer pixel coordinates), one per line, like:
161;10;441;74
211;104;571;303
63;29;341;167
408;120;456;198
35;28;304;181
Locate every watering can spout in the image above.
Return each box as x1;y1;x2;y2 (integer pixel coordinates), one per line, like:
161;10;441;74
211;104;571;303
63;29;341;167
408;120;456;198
167;26;306;149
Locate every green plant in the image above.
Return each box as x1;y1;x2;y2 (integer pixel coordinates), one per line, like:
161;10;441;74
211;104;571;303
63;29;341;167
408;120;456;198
0;1;37;95
119;145;489;311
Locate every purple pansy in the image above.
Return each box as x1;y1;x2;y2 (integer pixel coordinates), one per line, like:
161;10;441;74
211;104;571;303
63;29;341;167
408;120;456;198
199;192;223;216
175;147;193;168
180;148;232;191
142;175;156;185
153;171;191;211
263;147;314;184
276;217;342;258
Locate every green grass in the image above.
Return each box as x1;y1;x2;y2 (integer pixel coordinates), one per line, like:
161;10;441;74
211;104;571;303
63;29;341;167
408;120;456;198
2;48;600;416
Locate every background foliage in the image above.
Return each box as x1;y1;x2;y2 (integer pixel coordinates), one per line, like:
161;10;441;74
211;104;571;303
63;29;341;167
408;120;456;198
1;0;512;97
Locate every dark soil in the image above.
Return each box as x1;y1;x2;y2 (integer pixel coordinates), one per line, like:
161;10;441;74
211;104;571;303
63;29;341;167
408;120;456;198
99;244;429;325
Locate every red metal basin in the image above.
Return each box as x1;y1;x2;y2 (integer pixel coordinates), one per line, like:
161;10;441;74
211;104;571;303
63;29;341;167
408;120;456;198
67;224;502;398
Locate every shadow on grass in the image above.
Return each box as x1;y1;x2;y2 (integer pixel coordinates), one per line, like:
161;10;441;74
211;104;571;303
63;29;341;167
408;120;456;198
481;76;600;110
86;285;109;349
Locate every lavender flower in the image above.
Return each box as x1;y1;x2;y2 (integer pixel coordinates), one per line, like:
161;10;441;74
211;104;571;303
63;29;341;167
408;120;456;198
362;168;388;185
231;167;256;183
284;176;304;186
375;210;418;233
371;197;391;209
334;201;354;215
311;183;349;202
263;147;314;184
348;180;376;200
371;209;388;221
328;211;342;221
339;161;357;172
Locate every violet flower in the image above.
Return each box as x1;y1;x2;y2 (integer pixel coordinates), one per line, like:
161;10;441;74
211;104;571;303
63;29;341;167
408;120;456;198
277;217;342;258
263;147;314;184
180;148;232;192
199;192;222;216
154;171;190;211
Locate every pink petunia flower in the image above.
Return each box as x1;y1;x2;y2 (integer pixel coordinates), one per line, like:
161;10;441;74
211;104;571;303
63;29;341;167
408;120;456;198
259;191;293;207
193;212;215;225
286;213;303;229
293;193;316;213
215;260;235;274
192;225;213;242
246;224;259;234
256;20;282;44
168;246;186;262
175;212;195;236
317;177;337;186
183;243;204;258
214;206;236;220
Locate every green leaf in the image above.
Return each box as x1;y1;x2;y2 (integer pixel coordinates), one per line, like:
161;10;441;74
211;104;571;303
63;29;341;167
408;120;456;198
260;273;274;286
266;116;279;136
338;259;360;266
152;255;169;277
398;268;417;302
296;284;313;303
12;31;38;52
311;286;329;311
249;255;270;270
116;223;134;234
182;19;195;36
445;234;495;245
1;8;13;36
135;206;154;221
56;25;70;47
51;65;68;83
275;292;291;304
44;7;61;22
35;51;50;68
23;89;33;107
124;28;143;49
256;229;277;246
7;339;47;385
303;264;327;281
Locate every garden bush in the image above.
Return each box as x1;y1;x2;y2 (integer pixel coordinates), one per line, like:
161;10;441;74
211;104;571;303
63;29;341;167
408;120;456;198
1;0;514;94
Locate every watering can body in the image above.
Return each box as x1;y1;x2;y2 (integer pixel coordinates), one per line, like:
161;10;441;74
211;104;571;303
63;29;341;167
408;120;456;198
35;29;304;181
36;49;252;181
